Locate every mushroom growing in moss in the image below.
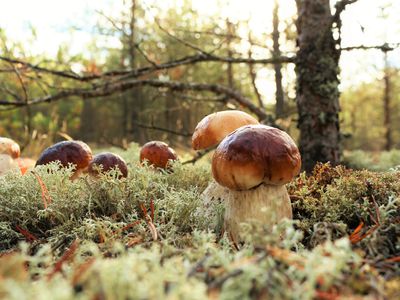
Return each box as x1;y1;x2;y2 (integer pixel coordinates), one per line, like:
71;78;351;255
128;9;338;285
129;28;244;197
140;141;178;170
88;152;128;178
192;110;259;150
192;110;260;217
211;125;301;243
35;141;93;179
0;137;20;175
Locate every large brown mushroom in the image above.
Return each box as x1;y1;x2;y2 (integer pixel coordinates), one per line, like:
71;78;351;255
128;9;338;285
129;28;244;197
139;141;178;169
0;137;20;175
211;125;301;243
35;141;93;179
88;152;128;178
192;110;259;150
192;111;259;219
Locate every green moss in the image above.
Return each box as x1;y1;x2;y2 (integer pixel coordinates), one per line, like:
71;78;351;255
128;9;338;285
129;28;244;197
0;149;399;299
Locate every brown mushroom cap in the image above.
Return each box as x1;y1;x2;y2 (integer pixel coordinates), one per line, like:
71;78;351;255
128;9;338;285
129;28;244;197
212;125;301;191
35;141;93;172
88;152;128;178
192;110;259;150
0;137;20;159
140;141;178;169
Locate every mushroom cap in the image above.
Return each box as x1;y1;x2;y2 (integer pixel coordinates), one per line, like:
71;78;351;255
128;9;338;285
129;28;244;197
0;137;20;159
212;125;301;191
88;152;128;178
35;141;93;171
192;110;259;150
140;141;178;169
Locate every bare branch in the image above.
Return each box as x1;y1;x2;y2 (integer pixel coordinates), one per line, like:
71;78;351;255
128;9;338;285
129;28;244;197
341;43;400;52
333;0;360;23
0;78;274;123
0;53;295;85
132;121;192;137
182;147;215;165
8;61;28;102
0;55;87;81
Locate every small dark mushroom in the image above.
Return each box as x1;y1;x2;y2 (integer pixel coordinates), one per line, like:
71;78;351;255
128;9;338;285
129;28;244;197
139;141;178;169
88;152;128;178
36;141;93;179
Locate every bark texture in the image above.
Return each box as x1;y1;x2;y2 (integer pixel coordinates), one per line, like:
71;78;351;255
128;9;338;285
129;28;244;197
295;0;341;172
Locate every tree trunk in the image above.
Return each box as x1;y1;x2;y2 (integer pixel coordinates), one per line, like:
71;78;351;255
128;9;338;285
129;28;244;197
226;19;235;89
383;52;392;151
80;99;97;141
248;32;264;109
295;0;341;173
127;0;146;144
273;0;285;118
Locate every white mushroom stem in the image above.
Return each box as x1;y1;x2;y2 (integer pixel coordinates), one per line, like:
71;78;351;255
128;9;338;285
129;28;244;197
0;154;18;176
224;184;292;243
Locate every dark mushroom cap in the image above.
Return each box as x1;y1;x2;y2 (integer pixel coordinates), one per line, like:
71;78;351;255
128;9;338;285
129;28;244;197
192;110;259;150
88;152;128;178
212;125;301;191
35;141;93;172
140;141;178;169
0;137;20;159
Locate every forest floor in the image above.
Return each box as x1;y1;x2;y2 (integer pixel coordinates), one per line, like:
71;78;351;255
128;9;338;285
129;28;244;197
0;144;399;299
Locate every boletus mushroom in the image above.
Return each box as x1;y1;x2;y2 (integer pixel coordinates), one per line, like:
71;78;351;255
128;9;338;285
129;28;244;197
192;110;259;214
139;141;178;170
192;110;259;150
211;125;301;243
88;152;128;178
0;137;20;175
35;141;93;179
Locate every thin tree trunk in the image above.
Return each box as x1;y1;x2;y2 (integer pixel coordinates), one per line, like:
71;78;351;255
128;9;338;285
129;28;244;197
248;32;264;109
273;0;285;118
80;99;97;141
295;0;341;173
383;52;392;151
226;19;234;89
128;0;145;144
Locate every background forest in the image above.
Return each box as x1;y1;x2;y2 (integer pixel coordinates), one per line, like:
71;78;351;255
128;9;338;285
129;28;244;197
1;0;400;171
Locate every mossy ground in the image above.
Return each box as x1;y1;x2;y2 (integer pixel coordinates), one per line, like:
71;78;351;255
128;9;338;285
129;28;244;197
0;144;399;299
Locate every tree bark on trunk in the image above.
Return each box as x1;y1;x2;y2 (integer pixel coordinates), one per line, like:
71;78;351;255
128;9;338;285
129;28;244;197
295;0;341;173
226;19;235;89
273;0;285;118
127;0;146;144
383;52;392;151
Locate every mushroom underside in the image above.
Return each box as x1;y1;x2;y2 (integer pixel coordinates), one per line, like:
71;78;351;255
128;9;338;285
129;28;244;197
202;181;292;242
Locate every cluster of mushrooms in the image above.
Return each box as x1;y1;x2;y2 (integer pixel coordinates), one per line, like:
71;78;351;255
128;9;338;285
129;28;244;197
1;110;300;243
0;138;177;179
191;110;301;243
